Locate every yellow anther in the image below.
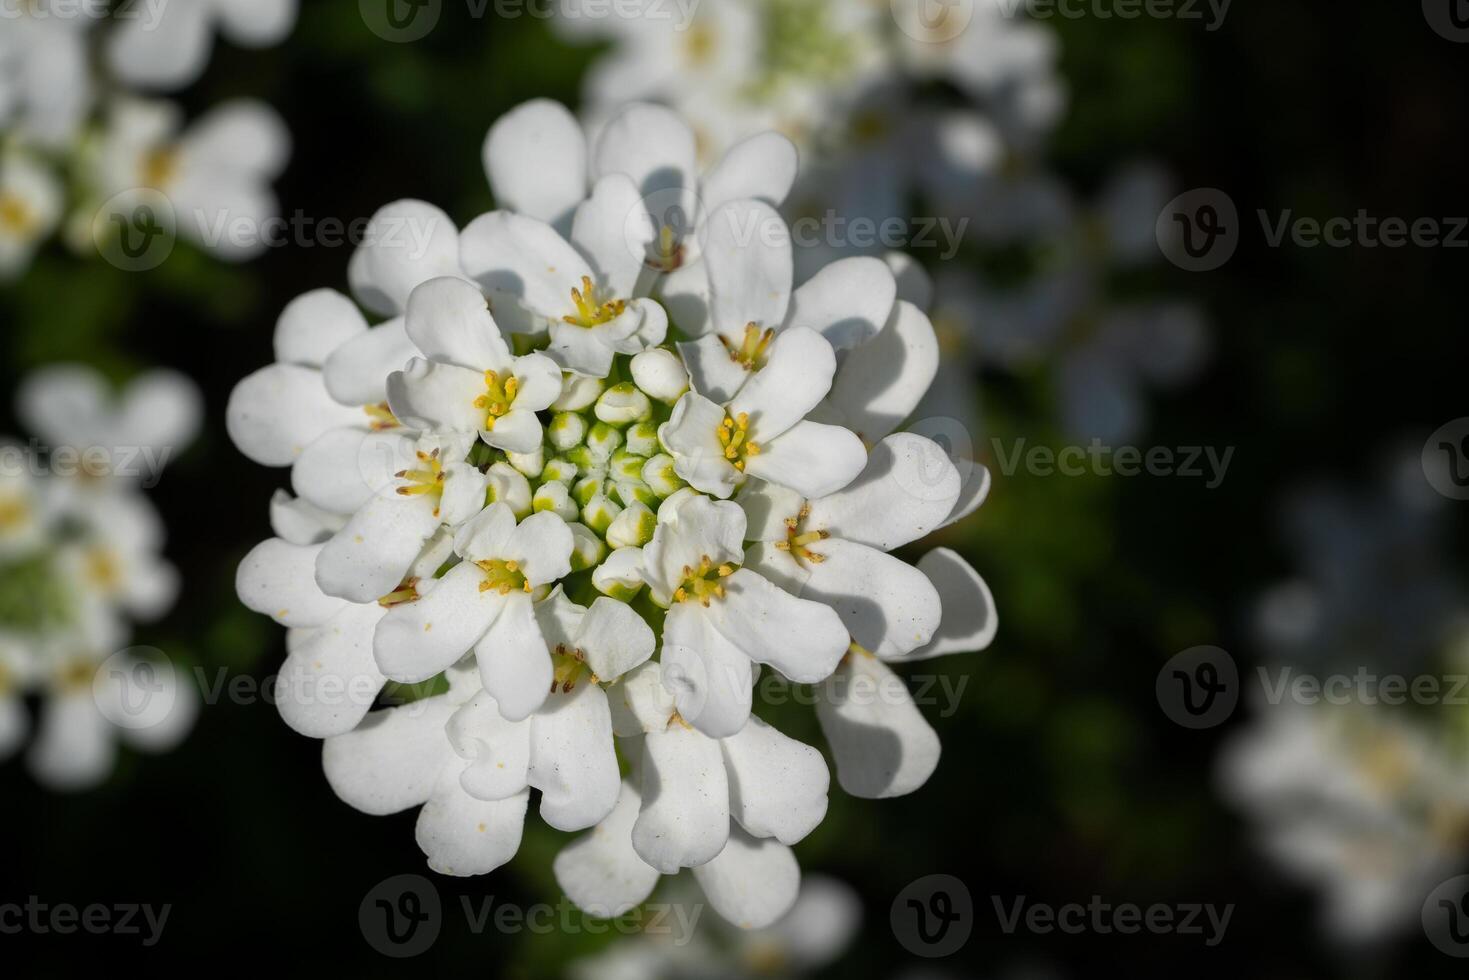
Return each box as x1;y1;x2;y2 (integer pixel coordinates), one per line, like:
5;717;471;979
0;494;29;531
550;644;601;694
142;146;180;189
85;548;122;593
563;275;627;328
378;578;421;608
674;553;736;606
719;323;776;371
363;402;400;431
0;193;36;235
474;557;527;596
473;370;519;428
395;448;446;517
58;659;96;691
776;505;827;566
715;411;759;472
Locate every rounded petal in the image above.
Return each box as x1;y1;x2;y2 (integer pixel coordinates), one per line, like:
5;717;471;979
728;326;837;442
661;602;754;739
702;132;799;212
405;276;513;372
278;602;387;738
815;654;939;799
28;691;115;791
577;597;656;682
349;200;465;317
237;539;348;628
459;210;591;318
743;421;866;501
902;549;997;660
805;433;960;551
387;358;487;433
827;300;940;444
529;684;621;831
713;570;848;684
633;724;730;873
416;766;529;876
483;99;587;229
474;592;552;722
571;173;654;300
554;782;661;918
323;319;419;407
691;828;800;930
316;495;442;604
593;102;697;209
321;696;458;815
226;364;363;467
720;716;828;845
705;199;792;339
784;257;896;352
274;288;369;368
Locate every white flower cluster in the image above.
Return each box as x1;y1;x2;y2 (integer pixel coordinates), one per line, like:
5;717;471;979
0;0;295;278
0;364;201;789
229;99;997;929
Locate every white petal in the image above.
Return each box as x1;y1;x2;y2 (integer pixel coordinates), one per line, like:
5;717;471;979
215;0;298;45
292;428;406;516
721;715;828;845
658;259;713;338
677;334;751;404
529;684;621;831
277;602;386;738
903;549;997;660
28;691;115;791
546;320;617;378
269;491;344;545
571;173;654;299
608;661;677;737
732;479;805;543
481;408;544;455
316;494;441;604
702;132;799;212
577;597;656;682
641;493;745;600
785;257;896;352
633;724;729;873
510;352;565;412
475;592;552;722
226;364;362;467
743;421;867;500
322;319;419;407
942;457;991;529
593;102;697;209
826;300;940;444
405;276;513;372
713;570;847;684
705;199;792;339
554;781;661;918
349;200;465;317
322;696;458;814
416;765;528;876
449;691;532;800
805;433;960;551
815;654;939;799
483;99;588;229
105;0;211;89
274;288;367;368
661;392;742;499
375;562;501;683
728;327;837;441
459;210;592;318
748;539;942;658
387;358;487;433
661;602;754;739
691;828;800;930
237;539;347;628
505;511;576;586
178;99;290;178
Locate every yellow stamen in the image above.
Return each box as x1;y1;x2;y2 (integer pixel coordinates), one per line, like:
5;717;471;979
0;494;30;531
57;659;96;691
395;448;446;517
85;548;122;593
673;554;736;607
773;503;828;566
683;21;716;67
378;577;421;608
550;643;601;694
0;193;36;235
363;402;401;431
719;322;776;372
142;146;180;190
474;557;528;596
472;371;519;429
562;275;627;328
715;411;760;472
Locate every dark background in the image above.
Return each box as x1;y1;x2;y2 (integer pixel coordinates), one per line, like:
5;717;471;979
2;0;1467;975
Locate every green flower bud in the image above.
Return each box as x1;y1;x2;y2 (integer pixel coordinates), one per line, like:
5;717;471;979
594;382;653;427
541;456;580;484
586;421;623;460
625;420;660;457
641;453;686;497
547;412;588;452
605;502;657;549
630;348;690;404
609;448;647;483
592;547;645;601
567;521;608;573
582;492;622;535
507;445;544;479
572;475;604;508
532;480;578;521
611;480;658;509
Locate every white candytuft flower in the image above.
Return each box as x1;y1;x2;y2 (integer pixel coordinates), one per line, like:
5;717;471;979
0;364;201;790
230;98;997;930
106;0;298;92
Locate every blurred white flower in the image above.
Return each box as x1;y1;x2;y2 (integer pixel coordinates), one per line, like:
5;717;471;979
106;0;297;91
